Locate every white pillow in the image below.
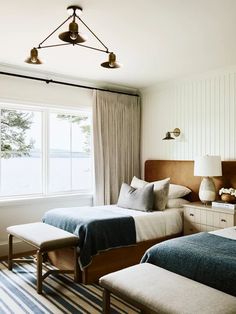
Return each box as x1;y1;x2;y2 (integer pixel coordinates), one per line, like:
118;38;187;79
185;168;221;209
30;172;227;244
168;184;191;199
166;198;190;208
131;176;170;211
130;176;148;189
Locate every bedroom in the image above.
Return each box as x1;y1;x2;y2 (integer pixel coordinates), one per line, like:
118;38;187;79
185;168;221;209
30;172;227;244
0;0;236;313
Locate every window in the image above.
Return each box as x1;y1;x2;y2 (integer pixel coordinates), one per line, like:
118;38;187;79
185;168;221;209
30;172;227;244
0;104;92;199
49;112;92;193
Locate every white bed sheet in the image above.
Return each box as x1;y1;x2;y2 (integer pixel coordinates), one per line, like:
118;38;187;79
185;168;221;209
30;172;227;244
97;205;183;242
210;226;236;240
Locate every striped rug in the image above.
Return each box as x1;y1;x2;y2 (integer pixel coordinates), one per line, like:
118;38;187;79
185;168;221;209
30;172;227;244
0;259;140;314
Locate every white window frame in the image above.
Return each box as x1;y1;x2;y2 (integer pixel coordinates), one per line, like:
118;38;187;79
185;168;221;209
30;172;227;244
0;101;93;201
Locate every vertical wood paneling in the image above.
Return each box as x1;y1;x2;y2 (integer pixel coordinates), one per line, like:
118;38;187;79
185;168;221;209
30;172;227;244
142;69;236;161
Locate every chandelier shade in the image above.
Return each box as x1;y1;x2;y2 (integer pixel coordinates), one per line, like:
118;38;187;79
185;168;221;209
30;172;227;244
25;48;42;65
101;53;121;69
25;5;121;69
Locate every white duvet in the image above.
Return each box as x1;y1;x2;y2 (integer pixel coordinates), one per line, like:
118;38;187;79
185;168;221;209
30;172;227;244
97;205;183;242
210;226;236;240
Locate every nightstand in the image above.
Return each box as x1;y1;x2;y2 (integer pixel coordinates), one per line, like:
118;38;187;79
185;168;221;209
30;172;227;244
183;202;236;235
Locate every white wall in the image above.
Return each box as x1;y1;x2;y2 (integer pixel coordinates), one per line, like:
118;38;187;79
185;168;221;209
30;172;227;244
0;72;93;255
141;66;236;170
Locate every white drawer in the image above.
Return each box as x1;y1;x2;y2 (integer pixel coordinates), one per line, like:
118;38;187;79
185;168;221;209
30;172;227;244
184;208;201;223
213;212;234;228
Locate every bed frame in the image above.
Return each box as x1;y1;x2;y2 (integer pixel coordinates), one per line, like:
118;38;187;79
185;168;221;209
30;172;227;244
48;160;236;284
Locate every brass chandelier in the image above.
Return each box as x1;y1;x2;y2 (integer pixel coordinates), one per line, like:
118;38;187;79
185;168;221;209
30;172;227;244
25;5;121;69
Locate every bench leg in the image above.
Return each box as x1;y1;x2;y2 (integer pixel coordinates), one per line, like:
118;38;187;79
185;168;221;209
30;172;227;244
8;234;13;271
103;288;110;314
36;250;43;294
74;246;81;282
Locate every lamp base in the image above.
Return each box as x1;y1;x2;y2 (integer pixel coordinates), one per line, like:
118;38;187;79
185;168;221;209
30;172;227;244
199;177;216;205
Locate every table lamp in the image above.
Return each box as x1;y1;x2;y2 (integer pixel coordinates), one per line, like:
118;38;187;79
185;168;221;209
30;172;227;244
194;155;222;204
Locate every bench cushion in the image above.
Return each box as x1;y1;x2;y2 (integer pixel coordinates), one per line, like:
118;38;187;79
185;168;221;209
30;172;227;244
99;263;236;314
7;222;79;251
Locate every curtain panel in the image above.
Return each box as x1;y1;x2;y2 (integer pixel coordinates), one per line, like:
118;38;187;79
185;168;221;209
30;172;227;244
93;91;140;205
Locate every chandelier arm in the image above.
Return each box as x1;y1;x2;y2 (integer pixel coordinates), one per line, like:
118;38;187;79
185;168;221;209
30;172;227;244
39;15;72;47
75;43;109;54
38;43;72;49
77;16;109;52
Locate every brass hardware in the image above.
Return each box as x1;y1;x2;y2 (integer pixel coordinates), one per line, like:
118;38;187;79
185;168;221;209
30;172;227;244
190;213;194;217
221;219;226;222
173;128;181;137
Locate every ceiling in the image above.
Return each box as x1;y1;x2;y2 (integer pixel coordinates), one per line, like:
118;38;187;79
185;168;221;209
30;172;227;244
1;0;236;89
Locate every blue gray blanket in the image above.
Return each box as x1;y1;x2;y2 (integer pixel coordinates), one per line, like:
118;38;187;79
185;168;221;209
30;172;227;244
141;232;236;296
42;206;136;269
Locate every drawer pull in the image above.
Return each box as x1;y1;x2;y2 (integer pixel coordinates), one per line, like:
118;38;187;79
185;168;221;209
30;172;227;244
221;219;226;223
190;213;194;217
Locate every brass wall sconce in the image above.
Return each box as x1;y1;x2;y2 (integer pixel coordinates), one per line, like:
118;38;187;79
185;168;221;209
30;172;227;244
25;5;121;69
162;128;181;140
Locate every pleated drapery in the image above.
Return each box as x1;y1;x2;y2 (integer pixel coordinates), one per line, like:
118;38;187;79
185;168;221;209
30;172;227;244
93;90;140;205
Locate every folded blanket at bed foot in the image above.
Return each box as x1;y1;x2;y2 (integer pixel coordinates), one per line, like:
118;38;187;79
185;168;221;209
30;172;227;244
42;206;136;269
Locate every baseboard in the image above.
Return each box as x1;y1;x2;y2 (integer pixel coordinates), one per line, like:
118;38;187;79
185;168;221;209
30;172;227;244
0;241;36;261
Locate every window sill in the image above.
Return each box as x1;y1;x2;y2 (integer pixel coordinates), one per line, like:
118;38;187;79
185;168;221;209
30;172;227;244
0;193;93;207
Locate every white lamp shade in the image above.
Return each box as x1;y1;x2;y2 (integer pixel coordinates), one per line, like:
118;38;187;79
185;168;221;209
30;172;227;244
194;155;222;177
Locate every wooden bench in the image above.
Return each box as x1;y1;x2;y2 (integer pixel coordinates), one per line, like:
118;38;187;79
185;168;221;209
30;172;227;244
99;263;236;314
7;222;79;294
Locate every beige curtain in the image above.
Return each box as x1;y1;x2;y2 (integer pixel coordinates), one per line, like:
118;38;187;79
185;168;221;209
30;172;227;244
93;90;140;205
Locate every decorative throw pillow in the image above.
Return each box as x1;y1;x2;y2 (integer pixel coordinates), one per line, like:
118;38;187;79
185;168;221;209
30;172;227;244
131;176;170;211
168;184;191;199
152;179;170;210
166;198;190;208
117;183;154;212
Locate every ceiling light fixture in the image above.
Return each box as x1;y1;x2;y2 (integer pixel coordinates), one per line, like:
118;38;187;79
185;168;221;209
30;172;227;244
25;5;121;69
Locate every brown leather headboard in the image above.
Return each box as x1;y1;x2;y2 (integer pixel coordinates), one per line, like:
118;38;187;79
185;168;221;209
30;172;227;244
144;160;236;202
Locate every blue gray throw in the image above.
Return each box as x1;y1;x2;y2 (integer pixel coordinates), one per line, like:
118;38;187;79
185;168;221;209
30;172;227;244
141;232;236;296
42;206;136;269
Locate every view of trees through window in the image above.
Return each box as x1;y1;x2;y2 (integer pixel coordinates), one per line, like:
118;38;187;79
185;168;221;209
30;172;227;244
0;106;92;198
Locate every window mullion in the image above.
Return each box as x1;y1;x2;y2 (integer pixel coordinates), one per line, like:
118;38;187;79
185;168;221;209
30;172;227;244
70;119;73;190
0;107;2;195
42;110;49;195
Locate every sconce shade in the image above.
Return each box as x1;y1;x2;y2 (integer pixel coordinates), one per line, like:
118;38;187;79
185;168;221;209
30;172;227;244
25;48;42;64
194;156;222;177
194;155;222;204
162;132;174;140
101;52;121;68
162;128;181;140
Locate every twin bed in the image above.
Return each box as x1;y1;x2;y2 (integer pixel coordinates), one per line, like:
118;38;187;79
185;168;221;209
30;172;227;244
43;160;236;296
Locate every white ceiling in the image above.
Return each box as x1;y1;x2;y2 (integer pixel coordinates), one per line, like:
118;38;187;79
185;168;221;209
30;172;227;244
1;0;236;89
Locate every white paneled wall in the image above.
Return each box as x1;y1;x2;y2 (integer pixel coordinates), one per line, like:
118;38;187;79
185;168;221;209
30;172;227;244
141;69;236;165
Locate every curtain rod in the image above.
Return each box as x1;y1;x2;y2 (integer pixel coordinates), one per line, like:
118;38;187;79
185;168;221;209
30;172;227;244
0;71;139;97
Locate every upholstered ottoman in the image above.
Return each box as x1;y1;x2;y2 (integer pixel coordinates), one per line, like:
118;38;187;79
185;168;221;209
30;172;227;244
7;222;79;294
99;263;236;314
